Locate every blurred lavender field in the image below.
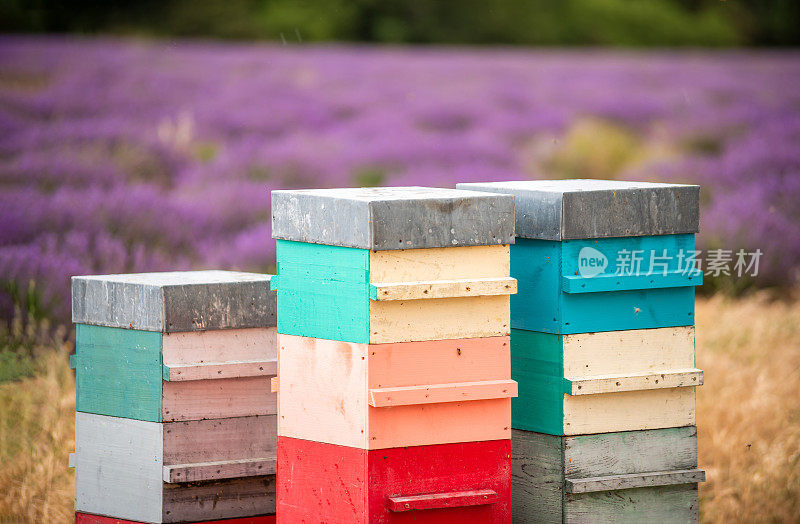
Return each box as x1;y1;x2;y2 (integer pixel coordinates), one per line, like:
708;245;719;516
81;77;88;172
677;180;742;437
1;36;799;321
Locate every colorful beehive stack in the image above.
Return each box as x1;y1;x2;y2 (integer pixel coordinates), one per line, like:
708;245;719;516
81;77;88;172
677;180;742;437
69;271;278;524
457;180;706;522
271;187;519;523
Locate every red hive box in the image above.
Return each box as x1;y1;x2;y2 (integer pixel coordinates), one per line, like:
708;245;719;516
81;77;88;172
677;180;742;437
277;437;511;523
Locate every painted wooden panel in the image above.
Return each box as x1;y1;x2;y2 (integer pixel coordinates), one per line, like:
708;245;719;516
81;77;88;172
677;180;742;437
75;324;163;422
76;326;277;422
511;427;701;524
72;271;275;332
161;328;277;365
162;415;277;465
163;457;277;483
369;245;509;281
511;327;700;435
162;376;276;422
510;236;699;334
278;334;512;449
369;295;510;343
388;490;499;512
75;412;164;523
277;436;511;524
561;326;695;377
276;241;512;343
271;186;515;250
75;513;277;524
369;277;516;301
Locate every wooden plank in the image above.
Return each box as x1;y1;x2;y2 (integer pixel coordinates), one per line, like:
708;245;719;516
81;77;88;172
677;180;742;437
563;387;695;435
74;412;163;523
162;376;276;421
370;277;516;301
75;324;163;422
72;271;275;332
562;327;695;377
271;187;515;250
566;469;705;494
162;359;277;381
561;271;701;294
388;490;499;512
162;415;277;465
163;476;276;523
161;327;277;366
270;376;278;393
565;368;703;395
510;429;563;524
369;379;517;407
369;295;510;343
75;513;276;524
163;457;277;483
564;426;698;478
564;484;699;523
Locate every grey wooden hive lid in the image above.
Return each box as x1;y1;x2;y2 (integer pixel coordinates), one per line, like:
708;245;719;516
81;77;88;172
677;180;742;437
456;179;699;241
271;186;515;250
72;270;276;332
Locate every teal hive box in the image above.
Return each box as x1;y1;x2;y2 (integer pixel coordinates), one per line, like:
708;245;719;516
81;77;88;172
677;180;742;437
510;234;701;334
457;180;702;334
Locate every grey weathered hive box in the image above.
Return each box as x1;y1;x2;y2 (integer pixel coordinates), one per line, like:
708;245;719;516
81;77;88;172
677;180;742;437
72;270;276;332
456;179;699;240
271;186;515;249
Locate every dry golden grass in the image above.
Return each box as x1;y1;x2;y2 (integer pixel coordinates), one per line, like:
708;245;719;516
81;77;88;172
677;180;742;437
0;293;798;522
697;292;800;523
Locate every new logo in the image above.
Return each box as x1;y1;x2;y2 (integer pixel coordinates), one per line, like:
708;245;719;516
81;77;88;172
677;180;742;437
578;247;608;278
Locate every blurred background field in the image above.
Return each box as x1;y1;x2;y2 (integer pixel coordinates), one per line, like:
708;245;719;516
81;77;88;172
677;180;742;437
1;1;799;522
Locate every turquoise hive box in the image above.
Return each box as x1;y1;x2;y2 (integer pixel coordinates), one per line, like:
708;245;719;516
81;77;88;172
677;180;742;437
457;180;702;334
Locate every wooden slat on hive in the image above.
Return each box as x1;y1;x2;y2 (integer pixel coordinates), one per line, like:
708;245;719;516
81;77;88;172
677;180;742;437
162;415;277;465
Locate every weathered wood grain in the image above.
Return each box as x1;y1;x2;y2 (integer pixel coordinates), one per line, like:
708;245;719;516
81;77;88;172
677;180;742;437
565;368;703;395
564;426;698;478
566;469;705;493
277;436;511;523
162;415;277;465
271;186;515;250
163;476;276;523
163;457;277;483
511;427;702;523
278;334;511;449
369;379;517;407
72;271;275;332
161;327;277;365
457;179;700;240
511;430;564;524
162;376;276;421
564;484;699;523
369;277;516;301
